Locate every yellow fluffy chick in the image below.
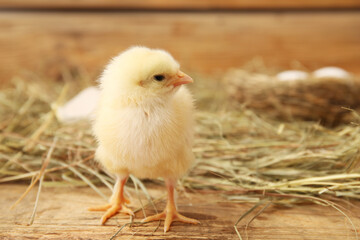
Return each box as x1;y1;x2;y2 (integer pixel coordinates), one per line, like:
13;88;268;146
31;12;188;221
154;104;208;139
89;46;199;232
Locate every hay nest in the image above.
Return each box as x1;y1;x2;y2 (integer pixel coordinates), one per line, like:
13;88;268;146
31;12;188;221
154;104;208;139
225;69;360;127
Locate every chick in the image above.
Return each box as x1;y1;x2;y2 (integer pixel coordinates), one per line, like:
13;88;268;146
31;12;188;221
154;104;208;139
89;46;199;232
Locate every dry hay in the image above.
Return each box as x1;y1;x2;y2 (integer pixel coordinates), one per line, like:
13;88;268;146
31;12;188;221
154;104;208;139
225;69;360;127
1;72;360;236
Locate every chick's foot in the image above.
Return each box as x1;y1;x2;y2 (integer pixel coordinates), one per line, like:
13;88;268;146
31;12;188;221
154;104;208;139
88;195;131;211
142;207;199;232
88;198;134;225
141;179;199;232
88;176;133;225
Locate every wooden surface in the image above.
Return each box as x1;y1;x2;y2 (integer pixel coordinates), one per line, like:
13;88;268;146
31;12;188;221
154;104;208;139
1;184;359;240
1;11;360;82
1;0;360;10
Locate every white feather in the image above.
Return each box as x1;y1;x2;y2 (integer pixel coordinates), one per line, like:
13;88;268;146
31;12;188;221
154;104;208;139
57;87;100;123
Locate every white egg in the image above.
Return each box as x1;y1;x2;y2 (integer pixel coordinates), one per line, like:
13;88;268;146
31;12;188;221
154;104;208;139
313;67;351;79
276;70;309;82
56;86;100;123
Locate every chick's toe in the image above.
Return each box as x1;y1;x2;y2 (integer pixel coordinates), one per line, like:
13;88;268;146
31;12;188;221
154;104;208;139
100;204;134;225
142;208;199;233
89;176;133;224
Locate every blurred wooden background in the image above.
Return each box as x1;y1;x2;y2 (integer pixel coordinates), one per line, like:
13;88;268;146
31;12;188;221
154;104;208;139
1;0;360;82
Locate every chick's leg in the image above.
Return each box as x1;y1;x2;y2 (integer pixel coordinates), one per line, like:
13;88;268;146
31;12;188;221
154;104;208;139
88;175;134;224
142;179;199;232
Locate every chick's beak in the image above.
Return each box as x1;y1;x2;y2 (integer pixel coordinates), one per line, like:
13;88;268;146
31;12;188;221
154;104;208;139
170;71;193;87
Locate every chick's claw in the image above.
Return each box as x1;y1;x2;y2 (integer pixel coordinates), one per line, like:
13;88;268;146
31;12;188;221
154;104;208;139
142;209;200;233
89;202;134;225
100;204;134;225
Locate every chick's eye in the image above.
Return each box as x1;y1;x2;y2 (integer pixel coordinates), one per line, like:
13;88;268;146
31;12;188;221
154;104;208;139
153;74;165;81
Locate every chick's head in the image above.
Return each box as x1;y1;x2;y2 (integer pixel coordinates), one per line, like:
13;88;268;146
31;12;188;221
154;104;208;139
99;46;193;104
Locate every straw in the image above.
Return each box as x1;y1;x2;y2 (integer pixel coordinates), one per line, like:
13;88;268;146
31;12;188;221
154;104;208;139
1;71;360;235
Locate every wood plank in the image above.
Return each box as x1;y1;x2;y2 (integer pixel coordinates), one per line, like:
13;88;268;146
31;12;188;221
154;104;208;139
1;184;359;239
1;0;360;10
0;12;360;82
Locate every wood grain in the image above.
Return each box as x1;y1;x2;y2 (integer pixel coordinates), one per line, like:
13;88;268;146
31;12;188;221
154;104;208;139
0;12;360;81
1;0;360;10
1;184;359;240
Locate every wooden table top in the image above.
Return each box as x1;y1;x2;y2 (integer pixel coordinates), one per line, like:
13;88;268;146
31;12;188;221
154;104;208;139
1;184;359;240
